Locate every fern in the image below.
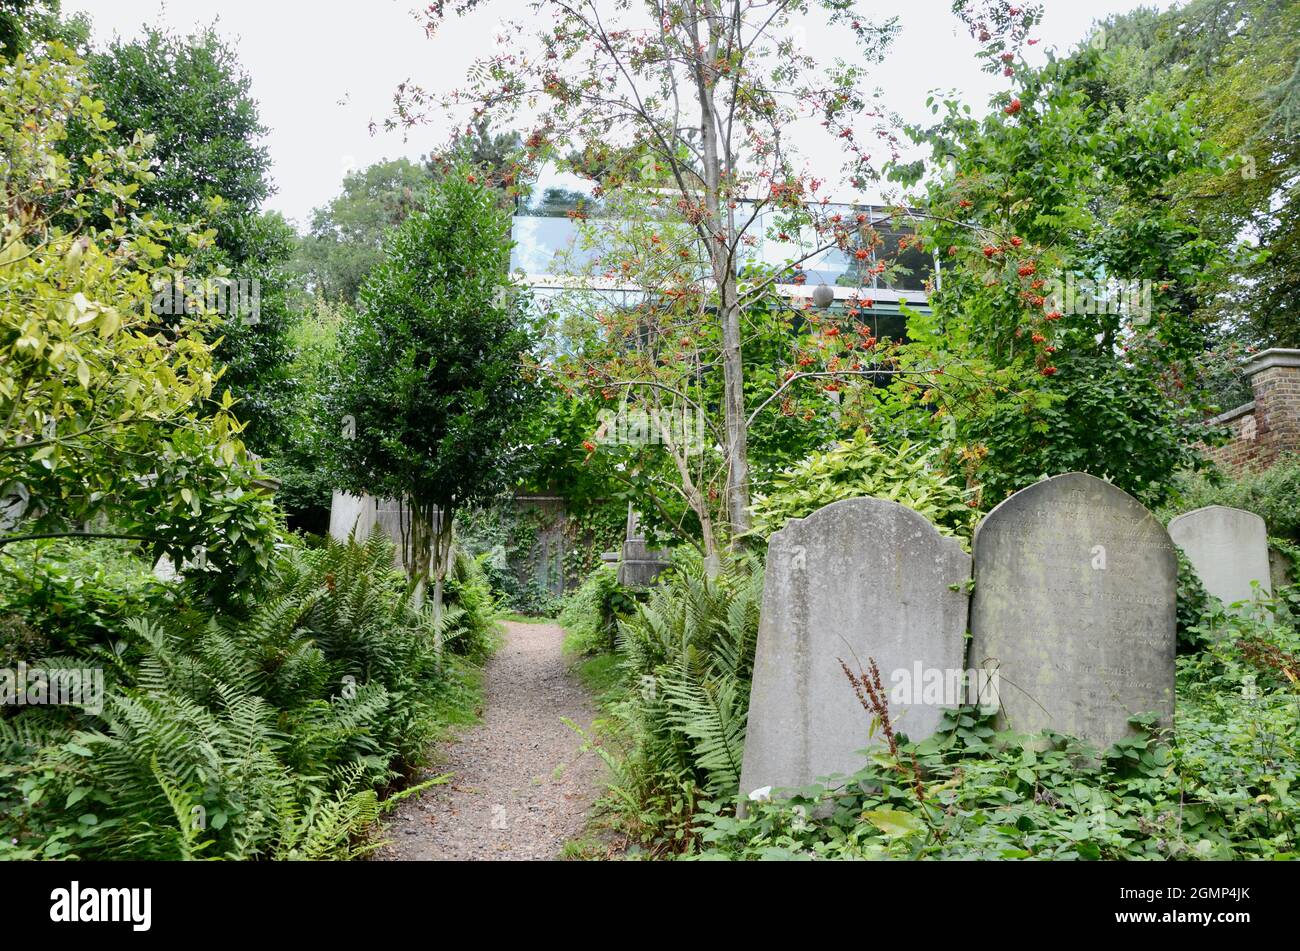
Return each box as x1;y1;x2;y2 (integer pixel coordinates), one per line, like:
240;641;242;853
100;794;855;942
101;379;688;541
599;551;763;851
0;535;469;861
659;661;747;796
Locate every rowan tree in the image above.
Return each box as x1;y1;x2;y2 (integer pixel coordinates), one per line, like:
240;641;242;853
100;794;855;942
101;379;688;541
393;0;910;547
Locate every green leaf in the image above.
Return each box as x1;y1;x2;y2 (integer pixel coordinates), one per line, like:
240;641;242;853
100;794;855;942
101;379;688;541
863;808;925;837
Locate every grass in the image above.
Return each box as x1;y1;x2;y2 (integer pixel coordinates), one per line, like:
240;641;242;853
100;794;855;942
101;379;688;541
558;831;624;860
428;653;488;733
573;652;624;698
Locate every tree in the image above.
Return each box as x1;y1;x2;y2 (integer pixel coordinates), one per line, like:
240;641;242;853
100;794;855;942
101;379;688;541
0;45;276;594
78;25;271;247
293;123;522;305
329;168;541;611
883;16;1235;508
429;117;524;207
70;24;294;453
1086;0;1300;350
293;158;432;305
395;0;902;545
0;0;86;59
536;182;854;557
269;298;348;534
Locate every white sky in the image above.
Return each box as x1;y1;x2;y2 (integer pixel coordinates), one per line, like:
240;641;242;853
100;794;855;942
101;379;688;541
67;0;1177;230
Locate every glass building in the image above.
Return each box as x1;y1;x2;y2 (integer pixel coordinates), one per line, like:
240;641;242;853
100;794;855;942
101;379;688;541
510;177;936;336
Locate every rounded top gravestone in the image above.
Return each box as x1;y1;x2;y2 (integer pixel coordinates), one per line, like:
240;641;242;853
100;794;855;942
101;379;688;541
1168;505;1271;613
738;496;971;803
968;472;1176;752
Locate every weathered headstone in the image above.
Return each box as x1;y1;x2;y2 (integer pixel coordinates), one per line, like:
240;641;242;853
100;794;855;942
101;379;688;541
617;505;671;588
328;490;376;543
739;497;971;801
1168;505;1271;612
968;472;1176;751
327;491;436;569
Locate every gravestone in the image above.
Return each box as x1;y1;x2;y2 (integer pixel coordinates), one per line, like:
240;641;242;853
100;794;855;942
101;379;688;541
617;505;671;588
328;490;377;543
968;472;1176;751
327;491;436;569
1168;505;1271;612
739;496;971;802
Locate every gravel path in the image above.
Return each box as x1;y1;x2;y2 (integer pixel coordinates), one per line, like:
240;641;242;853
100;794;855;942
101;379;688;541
375;620;605;860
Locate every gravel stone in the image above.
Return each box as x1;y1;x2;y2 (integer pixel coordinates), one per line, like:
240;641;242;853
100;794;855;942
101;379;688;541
374;621;605;861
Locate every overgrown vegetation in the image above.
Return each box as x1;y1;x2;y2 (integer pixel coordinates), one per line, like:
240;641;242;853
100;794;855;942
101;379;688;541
694;595;1299;860
5;0;1299;866
749;431;975;541
1162;453;1300;544
0;534;492;860
558;565;636;655
578;554;760;854
579;550;1300;860
0;45;280;598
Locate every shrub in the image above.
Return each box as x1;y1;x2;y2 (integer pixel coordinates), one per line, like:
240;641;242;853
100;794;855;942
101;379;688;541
455;500;607;616
1164;453;1300;543
558;565;635;655
0;534;477;860
1175;547;1215;653
440;547;500;661
589;551;762;854
0;539;163;653
749;430;975;541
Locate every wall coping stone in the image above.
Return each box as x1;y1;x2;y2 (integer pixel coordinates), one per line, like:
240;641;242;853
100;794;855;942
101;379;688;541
1208;400;1256;425
1244;348;1300;375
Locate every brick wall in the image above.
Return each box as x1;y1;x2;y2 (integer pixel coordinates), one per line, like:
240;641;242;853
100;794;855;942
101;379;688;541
1205;349;1300;471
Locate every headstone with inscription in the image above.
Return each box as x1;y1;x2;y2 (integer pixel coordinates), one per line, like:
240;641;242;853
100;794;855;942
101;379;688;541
968;472;1176;751
1168;505;1271;612
739;497;971;801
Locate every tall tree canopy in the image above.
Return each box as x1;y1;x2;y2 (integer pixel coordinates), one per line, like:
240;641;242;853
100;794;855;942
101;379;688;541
1090;0;1300;349
329;169;541;610
885;21;1234;508
293;159;431;305
68;24;294;453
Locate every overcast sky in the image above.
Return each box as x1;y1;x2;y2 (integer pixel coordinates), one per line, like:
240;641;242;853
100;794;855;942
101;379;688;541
66;0;1176;230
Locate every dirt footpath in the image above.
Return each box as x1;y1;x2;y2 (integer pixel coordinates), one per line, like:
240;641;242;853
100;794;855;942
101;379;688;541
375;620;605;860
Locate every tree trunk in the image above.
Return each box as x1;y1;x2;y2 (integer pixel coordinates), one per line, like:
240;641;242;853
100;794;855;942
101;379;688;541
403;498;447;613
690;0;751;546
650;401;720;559
429;504;455;622
404;498;433;610
719;280;751;541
